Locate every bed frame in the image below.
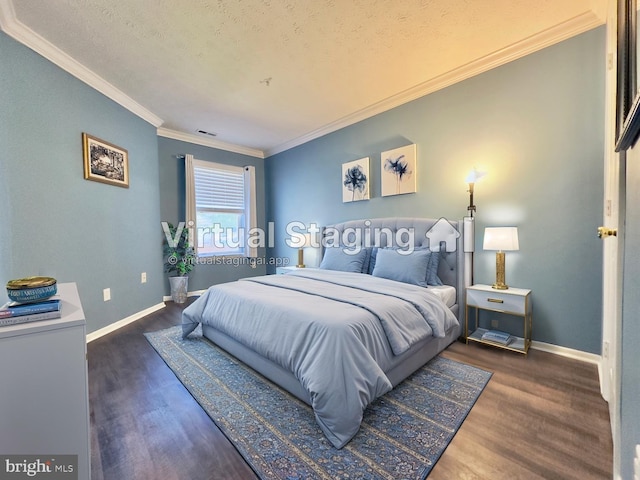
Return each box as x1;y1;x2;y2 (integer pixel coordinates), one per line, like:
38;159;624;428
202;217;469;405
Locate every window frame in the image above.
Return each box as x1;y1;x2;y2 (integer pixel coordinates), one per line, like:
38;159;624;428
186;157;256;258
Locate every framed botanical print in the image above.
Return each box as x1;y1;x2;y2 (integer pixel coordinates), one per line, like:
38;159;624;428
381;144;416;196
342;157;370;202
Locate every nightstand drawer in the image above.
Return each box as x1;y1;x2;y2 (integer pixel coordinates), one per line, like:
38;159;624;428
467;289;526;315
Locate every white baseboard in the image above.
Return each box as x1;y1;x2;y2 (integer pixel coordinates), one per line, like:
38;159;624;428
530;340;601;365
162;290;206;302
86;302;166;343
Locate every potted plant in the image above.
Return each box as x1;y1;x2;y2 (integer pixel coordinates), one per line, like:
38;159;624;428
163;222;196;303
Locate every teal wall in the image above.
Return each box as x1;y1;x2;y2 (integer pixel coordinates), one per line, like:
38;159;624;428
0;22;606;354
266;27;606;353
0;31;164;334
157;136;266;294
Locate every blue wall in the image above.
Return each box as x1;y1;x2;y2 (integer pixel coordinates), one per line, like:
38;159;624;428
157;136;266;294
0;31;164;334
0;23;606;353
266;27;605;353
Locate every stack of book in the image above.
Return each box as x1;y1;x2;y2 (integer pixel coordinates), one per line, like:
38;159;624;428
481;329;514;346
0;297;62;327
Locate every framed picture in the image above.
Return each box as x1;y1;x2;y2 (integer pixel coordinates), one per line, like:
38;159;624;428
82;133;129;188
381;144;416;196
342;157;370;202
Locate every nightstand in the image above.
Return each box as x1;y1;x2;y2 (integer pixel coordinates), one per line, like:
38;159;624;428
465;284;532;354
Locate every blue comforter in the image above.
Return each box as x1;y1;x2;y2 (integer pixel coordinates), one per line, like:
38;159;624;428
181;269;458;448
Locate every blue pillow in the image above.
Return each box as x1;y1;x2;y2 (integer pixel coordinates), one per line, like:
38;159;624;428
319;247;367;273
366;247;378;274
361;247;373;274
372;248;431;287
426;251;443;286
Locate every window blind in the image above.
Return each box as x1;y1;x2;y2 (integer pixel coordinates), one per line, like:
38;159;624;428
194;165;245;210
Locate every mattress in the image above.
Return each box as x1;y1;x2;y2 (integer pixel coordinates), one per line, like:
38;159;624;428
428;284;456;308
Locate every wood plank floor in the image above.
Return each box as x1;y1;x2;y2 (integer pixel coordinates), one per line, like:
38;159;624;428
88;300;613;479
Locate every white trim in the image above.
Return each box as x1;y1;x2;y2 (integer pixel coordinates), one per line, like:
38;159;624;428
266;11;604;156
0;0;163;127
158;128;264;159
1;0;602;158
162;290;206;302
86;302;165;343
530;340;601;365
0;0;15;29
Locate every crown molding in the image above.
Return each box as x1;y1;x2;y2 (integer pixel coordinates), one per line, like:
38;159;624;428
0;0;163;127
157;128;265;159
0;0;604;158
265;11;605;157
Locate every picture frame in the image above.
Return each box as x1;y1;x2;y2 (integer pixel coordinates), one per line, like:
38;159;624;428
616;0;640;151
381;144;417;197
82;133;129;188
342;157;370;202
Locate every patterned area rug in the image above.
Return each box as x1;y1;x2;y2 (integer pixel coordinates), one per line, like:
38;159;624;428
145;326;491;480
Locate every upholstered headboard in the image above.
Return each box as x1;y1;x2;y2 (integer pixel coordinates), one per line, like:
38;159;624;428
323;217;468;315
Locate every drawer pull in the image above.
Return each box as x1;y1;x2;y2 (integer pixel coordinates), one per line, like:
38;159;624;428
487;298;504;304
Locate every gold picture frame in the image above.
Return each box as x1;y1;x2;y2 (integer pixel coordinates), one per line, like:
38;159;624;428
82;133;129;188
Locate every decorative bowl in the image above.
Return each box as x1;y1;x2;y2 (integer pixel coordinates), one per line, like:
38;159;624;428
6;276;57;303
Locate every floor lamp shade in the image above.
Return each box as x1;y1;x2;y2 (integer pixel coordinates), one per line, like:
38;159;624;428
483;227;519;289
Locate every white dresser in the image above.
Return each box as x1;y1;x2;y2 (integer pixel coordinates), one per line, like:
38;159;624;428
0;283;90;479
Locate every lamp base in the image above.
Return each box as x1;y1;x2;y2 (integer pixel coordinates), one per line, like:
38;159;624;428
492;251;508;290
297;248;305;269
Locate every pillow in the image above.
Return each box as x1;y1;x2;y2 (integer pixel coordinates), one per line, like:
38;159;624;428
361;247;373;274
366;247;378;274
372;248;431;287
426;251;443;286
368;246;443;285
319;247;368;273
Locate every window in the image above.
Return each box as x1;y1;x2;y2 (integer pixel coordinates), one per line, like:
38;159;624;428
186;155;256;257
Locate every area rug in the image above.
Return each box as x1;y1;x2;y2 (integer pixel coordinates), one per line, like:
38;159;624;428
145;326;491;480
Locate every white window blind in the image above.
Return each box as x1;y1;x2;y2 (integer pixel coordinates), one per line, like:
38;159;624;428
185;156;256;258
194;165;245;211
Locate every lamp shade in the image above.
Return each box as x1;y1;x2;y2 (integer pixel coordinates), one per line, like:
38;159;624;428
301;233;312;248
483;227;519;251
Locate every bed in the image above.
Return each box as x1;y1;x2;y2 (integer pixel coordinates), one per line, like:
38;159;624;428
182;217;469;448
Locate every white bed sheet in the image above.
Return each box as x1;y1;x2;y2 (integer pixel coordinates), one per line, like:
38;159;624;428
427;285;456;308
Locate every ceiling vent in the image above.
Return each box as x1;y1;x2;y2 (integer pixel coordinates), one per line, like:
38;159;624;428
197;130;217;137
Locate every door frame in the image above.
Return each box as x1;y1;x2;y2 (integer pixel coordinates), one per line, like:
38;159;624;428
602;0;624;476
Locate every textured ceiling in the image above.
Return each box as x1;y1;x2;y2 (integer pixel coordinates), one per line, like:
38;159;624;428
1;0;605;156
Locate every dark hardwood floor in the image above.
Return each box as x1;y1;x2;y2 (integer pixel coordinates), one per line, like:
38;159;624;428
88;300;613;479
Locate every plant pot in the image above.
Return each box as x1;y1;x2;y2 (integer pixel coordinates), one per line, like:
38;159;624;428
169;276;189;304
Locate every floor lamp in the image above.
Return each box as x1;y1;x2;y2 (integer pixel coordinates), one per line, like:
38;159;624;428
465;168;487;285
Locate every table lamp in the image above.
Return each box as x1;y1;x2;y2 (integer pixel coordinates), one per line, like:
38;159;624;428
483;227;519;289
297;234;312;268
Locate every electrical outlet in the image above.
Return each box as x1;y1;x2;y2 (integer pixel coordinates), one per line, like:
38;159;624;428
491;319;499;329
141;272;147;284
103;288;111;302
